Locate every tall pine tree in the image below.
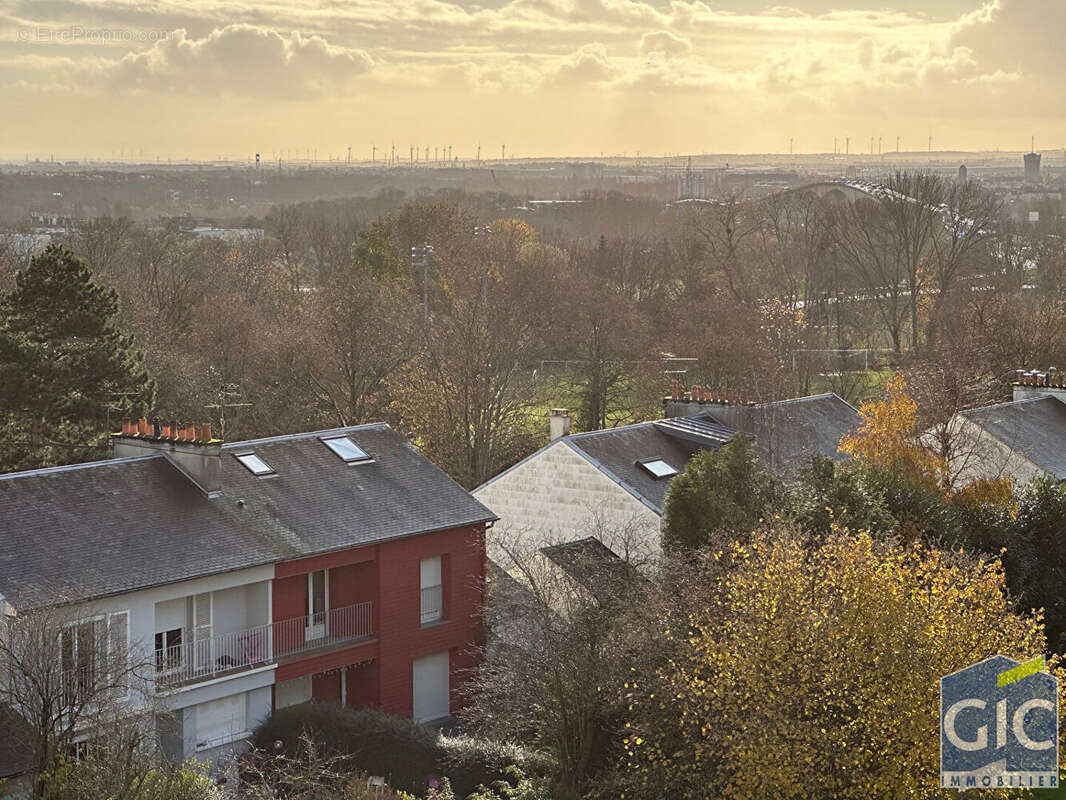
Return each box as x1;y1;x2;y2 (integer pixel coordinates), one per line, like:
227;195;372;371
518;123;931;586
0;245;154;471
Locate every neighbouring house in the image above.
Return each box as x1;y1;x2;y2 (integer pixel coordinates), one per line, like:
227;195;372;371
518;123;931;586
945;372;1066;486
0;703;32;797
473;389;859;564
0;419;495;772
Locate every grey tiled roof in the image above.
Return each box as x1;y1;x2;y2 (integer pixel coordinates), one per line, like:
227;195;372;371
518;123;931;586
0;424;495;608
565;422;718;514
962;395;1066;479
728;393;860;474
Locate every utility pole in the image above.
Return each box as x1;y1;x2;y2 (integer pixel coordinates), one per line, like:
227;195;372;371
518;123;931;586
411;244;435;332
501;144;506;161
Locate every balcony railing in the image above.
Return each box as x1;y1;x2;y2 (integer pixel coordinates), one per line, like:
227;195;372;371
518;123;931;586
154;601;373;689
420;585;442;625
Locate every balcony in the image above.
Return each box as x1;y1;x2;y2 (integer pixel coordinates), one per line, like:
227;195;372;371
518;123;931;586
154;601;373;690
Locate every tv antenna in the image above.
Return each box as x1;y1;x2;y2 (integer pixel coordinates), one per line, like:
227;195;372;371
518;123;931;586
205;383;252;440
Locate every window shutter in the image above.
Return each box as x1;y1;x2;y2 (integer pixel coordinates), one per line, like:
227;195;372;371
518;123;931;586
108;611;129;691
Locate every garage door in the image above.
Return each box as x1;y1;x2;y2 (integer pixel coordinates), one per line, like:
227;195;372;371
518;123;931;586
412;651;450;723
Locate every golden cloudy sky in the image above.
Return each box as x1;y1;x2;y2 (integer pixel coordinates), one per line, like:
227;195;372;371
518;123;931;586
0;0;1060;159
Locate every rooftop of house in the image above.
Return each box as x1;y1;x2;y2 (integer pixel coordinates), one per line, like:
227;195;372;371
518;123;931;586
564;421;709;514
716;393;861;474
477;392;859;516
0;423;496;608
961;394;1066;480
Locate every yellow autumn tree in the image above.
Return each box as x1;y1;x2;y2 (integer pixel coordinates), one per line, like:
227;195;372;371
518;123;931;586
621;527;1057;800
839;372;946;488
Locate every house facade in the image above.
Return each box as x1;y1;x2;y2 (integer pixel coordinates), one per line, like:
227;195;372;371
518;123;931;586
474;391;858;565
945;374;1066;486
0;421;495;771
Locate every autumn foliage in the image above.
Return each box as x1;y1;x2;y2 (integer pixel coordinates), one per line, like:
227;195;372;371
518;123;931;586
838;372;945;488
620;527;1056;800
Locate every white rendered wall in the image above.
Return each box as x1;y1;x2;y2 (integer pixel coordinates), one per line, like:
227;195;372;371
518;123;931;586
474;440;663;565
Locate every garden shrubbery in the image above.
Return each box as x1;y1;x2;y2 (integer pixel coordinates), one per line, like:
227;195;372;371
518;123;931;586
250;703;549;797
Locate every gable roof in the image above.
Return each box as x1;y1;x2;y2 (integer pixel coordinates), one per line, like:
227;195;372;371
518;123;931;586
0;424;495;608
564;421;718;514
726;393;860;474
961;395;1066;480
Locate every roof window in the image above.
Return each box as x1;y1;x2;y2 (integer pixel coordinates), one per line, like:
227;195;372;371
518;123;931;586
322;436;372;463
235;452;274;476
637;458;678;479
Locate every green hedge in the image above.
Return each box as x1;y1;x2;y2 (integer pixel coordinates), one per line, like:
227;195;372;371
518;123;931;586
250;704;551;798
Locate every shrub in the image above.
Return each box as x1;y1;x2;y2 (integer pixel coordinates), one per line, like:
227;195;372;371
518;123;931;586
250;704;438;794
436;735;553;798
251;704;552;797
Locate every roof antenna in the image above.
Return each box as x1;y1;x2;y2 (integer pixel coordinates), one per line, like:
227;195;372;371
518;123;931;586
205;382;252;441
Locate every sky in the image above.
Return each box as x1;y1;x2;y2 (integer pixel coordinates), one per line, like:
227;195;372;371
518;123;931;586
0;0;1062;160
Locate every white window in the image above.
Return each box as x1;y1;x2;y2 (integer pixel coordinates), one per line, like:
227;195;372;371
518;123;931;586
306;570;328;641
195;693;247;750
420;556;442;625
190;593;213;672
637;458;678;479
321;436;371;463
412;651;450;723
60;611;129;703
155;628;183;671
234;452;274;476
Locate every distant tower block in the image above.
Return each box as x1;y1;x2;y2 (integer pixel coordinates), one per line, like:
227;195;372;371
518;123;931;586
1025;151;1042;184
958;164;968;183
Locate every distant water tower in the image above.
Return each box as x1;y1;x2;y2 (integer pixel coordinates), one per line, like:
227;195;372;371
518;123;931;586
958;164;968;183
1025;151;1042;184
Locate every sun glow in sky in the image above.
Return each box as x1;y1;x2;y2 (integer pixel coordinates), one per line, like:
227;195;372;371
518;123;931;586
0;0;1061;159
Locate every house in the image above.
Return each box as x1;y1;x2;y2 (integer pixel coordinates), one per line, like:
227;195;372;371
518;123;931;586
0;419;495;769
945;372;1066;485
473;390;858;563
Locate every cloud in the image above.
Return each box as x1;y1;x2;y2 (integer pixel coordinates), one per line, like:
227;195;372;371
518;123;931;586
548;42;619;85
638;30;692;58
25;24;374;98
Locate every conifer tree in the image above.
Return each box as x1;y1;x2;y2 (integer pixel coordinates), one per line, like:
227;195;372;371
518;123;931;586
0;245;154;470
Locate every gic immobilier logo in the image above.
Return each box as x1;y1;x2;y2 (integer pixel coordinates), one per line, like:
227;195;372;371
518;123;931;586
941;655;1058;790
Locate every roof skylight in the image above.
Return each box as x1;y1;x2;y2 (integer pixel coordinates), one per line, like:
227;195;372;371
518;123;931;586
638;458;678;479
235;452;274;476
322;436;371;463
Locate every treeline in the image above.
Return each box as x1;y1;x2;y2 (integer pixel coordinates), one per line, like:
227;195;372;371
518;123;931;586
1;175;1065;484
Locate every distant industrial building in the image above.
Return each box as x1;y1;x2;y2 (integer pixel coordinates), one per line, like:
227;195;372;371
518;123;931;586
1025;152;1042;184
958;164;968;183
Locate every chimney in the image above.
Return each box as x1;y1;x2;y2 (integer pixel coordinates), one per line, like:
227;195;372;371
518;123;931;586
1012;368;1066;405
550;409;572;440
662;382;753;428
112;417;223;496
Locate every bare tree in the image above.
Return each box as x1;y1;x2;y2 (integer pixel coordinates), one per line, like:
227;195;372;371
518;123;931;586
0;599;151;799
467;526;645;797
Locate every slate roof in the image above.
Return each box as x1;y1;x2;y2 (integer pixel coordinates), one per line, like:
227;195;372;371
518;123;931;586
724;393;860;474
539;537;623;576
564;422;712;514
0;424;495;608
475;393;858;524
961;395;1066;479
